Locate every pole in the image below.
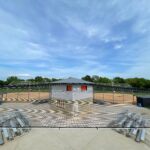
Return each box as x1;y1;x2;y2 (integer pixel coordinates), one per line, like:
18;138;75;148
38;86;40;100
123;89;124;104
49;84;51;99
113;91;115;104
132;90;134;104
17;88;19;102
6;87;8;101
28;85;30;102
112;82;114;104
103;87;104;101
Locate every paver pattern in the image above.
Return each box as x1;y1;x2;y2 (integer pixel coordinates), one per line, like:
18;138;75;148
0;103;150;127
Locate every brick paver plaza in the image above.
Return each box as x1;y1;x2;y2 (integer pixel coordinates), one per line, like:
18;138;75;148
0;103;150;127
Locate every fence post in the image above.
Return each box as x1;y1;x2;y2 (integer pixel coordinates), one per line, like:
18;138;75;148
38;86;41;100
93;87;94;101
103;93;104;101
0;93;2;102
2;93;4;102
49;84;51;99
113;92;115;104
133;95;134;104
132;90;134;104
103;87;104;101
28;86;30;101
6;87;8;101
17;88;19;101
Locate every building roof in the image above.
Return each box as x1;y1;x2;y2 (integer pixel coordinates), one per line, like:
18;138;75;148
51;77;94;85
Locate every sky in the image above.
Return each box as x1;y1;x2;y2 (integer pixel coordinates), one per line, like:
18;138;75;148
0;0;150;80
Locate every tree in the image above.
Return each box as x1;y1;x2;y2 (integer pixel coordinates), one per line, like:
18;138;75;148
144;80;150;88
27;78;35;82
34;76;44;82
92;75;99;83
98;77;112;83
51;78;60;82
113;77;125;84
0;80;5;86
43;78;51;82
126;78;149;88
82;75;93;82
6;76;20;84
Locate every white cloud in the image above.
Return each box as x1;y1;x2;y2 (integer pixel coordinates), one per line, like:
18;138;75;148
0;0;150;79
16;73;32;77
114;44;123;49
103;36;126;43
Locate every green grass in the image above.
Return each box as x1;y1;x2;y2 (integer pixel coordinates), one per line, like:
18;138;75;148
134;92;150;96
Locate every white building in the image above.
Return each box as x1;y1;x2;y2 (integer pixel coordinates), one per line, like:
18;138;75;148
50;77;94;115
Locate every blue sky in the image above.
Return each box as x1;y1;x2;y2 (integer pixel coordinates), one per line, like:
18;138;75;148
0;0;150;80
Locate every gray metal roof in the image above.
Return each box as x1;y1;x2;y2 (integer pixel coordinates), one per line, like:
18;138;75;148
51;77;94;85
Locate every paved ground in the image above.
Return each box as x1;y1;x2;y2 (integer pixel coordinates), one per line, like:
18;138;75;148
0;103;150;127
1;128;149;150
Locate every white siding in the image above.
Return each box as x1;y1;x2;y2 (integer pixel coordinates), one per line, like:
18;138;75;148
51;85;93;101
73;85;93;100
51;85;73;100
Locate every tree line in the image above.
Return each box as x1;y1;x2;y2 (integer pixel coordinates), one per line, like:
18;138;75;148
0;76;59;86
82;75;150;88
0;75;150;89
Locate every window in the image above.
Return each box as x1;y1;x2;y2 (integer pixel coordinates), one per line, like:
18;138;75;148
66;85;72;91
81;85;87;91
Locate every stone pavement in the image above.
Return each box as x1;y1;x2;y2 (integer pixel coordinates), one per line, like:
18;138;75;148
1;128;150;150
0;103;150;127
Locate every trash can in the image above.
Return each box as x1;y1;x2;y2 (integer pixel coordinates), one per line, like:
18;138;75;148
137;96;150;107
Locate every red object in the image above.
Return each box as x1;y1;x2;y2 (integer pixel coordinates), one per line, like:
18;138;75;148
81;85;87;91
66;85;72;91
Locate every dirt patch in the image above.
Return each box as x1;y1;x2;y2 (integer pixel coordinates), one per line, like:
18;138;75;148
2;92;50;102
94;92;137;104
1;92;136;104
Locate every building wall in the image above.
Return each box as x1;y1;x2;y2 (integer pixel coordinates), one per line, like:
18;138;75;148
51;84;93;115
51;85;93;101
72;85;93;100
51;85;73;100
